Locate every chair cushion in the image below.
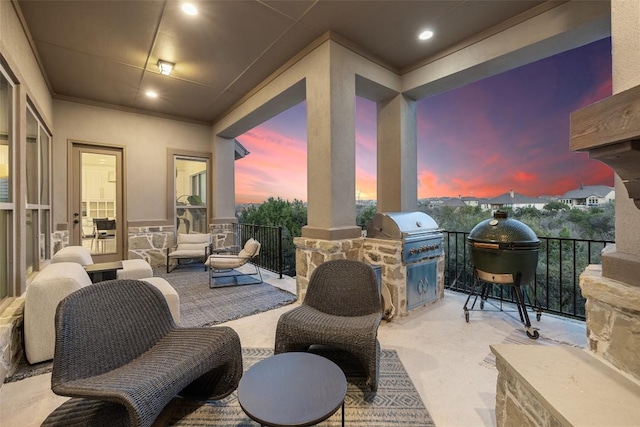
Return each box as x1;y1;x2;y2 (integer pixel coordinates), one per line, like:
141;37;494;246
206;254;247;269
51;246;94;266
177;233;211;245
117;259;153;280
176;243;208;251
169;249;207;258
243;238;260;256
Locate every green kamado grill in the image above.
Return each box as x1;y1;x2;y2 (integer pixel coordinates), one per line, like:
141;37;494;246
463;210;542;339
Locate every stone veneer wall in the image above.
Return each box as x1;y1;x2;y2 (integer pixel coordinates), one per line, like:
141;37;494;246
52;223;237;268
494;357;561;427
294;236;444;318
293;236;363;301
127;225;175;266
362;237;445;318
0;298;25;385
580;264;640;381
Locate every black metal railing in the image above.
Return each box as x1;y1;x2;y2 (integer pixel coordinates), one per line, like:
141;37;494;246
234;223;284;278
443;231;614;320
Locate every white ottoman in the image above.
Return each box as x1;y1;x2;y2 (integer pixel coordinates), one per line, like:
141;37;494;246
25;262;92;364
141;277;180;324
117;259;153;280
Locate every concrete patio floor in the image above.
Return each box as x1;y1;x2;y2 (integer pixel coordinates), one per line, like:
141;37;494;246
0;268;587;426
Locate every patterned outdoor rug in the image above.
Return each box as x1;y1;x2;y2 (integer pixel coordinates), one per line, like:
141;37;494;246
4;268;296;383
154;347;435;427
153;265;297;328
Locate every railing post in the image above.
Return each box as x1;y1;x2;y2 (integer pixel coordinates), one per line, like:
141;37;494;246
278;226;283;279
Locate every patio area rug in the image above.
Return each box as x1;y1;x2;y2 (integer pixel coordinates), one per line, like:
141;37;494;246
155;347;436;426
153;265;297;328
4;267;296;383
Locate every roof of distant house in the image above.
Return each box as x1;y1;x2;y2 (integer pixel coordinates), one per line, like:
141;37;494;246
486;192;550;205
560;185;614;199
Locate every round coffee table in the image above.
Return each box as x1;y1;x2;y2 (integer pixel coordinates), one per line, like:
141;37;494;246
237;352;347;427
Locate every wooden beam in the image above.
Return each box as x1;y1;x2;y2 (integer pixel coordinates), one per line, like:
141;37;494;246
570;85;640;151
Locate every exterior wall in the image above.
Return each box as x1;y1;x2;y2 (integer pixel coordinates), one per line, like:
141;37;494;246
52;100;212;228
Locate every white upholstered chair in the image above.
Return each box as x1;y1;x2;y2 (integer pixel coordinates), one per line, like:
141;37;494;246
166;233;212;273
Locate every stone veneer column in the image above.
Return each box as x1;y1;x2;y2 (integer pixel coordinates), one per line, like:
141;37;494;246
294;237;363;301
579;0;640;381
580;263;640;380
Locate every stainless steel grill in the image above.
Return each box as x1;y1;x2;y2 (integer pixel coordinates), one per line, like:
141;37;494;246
367;212;443;310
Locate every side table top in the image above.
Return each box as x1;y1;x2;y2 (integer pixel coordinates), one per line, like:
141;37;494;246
84;261;123;273
237;352;347;427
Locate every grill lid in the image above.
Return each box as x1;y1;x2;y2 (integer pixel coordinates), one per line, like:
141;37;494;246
467;210;540;248
367;212;440;239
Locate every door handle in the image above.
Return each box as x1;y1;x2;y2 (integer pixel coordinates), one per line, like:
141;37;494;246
73;219;79;224
73;212;79;217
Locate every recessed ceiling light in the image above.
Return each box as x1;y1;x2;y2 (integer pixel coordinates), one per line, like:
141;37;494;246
182;3;198;15
145;90;158;98
157;60;175;76
418;30;434;41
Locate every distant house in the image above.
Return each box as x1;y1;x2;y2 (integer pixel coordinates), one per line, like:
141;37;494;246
559;184;615;208
481;190;550;211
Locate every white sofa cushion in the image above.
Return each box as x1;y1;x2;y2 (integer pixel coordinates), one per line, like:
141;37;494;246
24;262;92;364
51;246;94;266
117;259;153;280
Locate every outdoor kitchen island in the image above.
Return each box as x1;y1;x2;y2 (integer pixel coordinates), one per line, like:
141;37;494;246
364;212;445;319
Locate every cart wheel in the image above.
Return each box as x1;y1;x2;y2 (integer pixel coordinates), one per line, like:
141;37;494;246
480;300;485;310
526;329;539;340
536;311;542;322
464;310;469;323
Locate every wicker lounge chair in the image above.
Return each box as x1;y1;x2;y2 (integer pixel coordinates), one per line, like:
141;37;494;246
274;259;382;391
42;279;242;427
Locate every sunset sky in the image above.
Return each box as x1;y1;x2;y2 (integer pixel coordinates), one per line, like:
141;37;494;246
235;37;613;204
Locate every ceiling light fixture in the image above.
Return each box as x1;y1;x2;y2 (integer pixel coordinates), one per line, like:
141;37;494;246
145;90;158;98
157;60;175;76
181;3;198;16
418;30;434;41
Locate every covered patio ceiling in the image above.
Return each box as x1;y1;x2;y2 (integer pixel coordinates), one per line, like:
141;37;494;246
16;0;550;124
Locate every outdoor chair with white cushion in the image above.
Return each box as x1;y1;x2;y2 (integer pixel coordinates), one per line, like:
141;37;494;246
166;233;212;273
206;238;262;288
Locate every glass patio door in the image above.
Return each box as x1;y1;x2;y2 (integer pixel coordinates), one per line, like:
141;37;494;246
71;144;124;262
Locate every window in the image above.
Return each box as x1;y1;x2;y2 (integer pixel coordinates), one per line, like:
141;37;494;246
25;105;51;275
0;64;14;300
174;156;207;234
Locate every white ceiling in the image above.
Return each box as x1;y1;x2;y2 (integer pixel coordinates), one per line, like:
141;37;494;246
17;0;548;124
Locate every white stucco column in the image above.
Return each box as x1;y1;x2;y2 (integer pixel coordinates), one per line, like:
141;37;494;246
611;0;640;257
302;42;361;240
376;94;418;213
211;135;237;223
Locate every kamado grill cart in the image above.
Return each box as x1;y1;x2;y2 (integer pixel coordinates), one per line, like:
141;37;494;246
464;211;542;339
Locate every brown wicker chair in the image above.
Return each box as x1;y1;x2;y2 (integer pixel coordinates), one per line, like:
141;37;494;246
274;259;382;391
42;279;243;427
